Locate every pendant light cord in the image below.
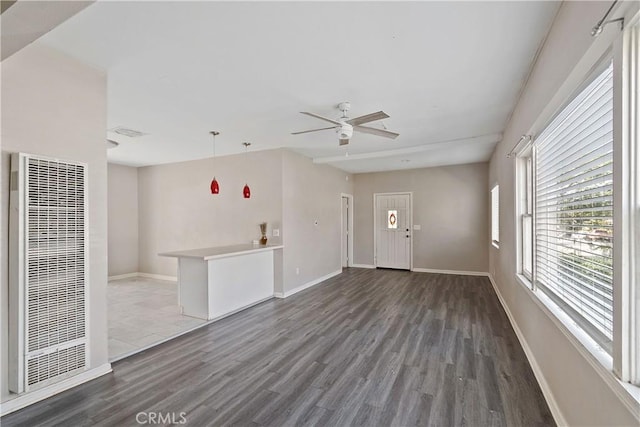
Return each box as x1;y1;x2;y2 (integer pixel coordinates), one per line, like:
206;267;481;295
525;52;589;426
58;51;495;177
210;131;219;167
210;131;219;156
243;142;251;182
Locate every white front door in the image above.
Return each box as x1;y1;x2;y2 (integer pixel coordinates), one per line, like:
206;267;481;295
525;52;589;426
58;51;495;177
375;193;411;270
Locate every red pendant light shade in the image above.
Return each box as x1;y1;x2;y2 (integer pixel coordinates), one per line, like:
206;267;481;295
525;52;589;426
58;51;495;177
209;131;220;195
210;177;219;194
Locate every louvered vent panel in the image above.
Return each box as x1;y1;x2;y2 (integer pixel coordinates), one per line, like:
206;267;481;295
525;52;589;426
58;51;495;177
26;158;86;354
5;154;90;392
27;343;86;386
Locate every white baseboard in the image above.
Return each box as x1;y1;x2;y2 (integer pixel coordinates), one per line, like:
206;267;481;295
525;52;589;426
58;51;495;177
0;363;112;417
487;274;567;427
412;267;489;277
352;264;376;269
276;269;342;298
137;272;177;281
107;272;139;281
108;272;177;282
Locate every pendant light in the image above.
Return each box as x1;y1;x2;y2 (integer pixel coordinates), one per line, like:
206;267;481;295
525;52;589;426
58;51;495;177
209;131;220;194
242;142;251;199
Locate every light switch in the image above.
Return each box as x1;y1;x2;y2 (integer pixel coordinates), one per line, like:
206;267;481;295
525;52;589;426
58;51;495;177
413;224;421;230
273;229;280;237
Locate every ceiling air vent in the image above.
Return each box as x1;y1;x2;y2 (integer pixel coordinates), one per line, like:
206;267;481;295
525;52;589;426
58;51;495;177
110;126;147;138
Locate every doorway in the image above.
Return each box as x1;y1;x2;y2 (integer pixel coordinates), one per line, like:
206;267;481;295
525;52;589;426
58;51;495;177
341;193;353;268
374;192;412;270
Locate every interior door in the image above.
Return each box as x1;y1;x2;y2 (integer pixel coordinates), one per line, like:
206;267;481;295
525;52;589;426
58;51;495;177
375;193;411;270
342;196;349;268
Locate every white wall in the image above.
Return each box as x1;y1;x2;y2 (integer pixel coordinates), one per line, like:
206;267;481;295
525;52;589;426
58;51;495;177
0;43;109;402
107;163;139;276
488;2;638;425
281;150;353;293
353;163;489;272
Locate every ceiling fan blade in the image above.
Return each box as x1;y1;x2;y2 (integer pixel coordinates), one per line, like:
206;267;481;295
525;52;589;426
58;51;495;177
291;126;337;135
300;111;341;125
354;125;399;139
339;138;350;146
347;111;389;126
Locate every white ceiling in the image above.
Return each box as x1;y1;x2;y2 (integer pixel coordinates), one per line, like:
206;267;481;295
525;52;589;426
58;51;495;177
39;1;560;173
1;0;93;61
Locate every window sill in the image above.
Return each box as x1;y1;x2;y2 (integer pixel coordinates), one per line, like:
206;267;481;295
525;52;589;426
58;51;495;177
525;280;640;417
515;273;532;289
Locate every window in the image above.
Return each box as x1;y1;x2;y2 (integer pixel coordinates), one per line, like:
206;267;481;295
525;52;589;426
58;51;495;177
491;185;500;247
387;210;398;229
518;155;534;280
534;61;614;351
513;14;639;389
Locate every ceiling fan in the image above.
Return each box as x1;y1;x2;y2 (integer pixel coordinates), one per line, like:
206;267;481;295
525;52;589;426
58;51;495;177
292;101;399;146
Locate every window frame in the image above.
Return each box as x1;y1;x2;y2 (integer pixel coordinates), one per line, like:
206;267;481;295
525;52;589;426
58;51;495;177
612;16;639;386
491;184;500;248
516;148;535;284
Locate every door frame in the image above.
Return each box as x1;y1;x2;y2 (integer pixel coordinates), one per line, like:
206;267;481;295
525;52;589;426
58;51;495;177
373;192;413;270
341;193;354;268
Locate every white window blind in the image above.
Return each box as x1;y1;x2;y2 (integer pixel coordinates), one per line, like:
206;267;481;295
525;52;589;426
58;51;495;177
491;185;500;245
534;62;614;349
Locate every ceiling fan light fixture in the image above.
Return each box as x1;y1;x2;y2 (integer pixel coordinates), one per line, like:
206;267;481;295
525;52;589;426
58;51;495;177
338;124;353;140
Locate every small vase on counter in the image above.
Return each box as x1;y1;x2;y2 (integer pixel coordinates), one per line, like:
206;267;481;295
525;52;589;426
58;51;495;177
259;222;268;245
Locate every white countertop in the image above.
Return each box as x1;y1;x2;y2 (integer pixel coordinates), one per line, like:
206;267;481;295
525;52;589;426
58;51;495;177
159;243;283;261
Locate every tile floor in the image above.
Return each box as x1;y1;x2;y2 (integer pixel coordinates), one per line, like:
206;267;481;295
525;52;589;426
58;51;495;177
107;277;206;360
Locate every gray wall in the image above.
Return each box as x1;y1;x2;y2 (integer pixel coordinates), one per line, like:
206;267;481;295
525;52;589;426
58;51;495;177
1;43;109;402
108;163;139;276
136;148;353;294
137;149;283;278
488;1;638;425
281;150;353;293
353;163;489;272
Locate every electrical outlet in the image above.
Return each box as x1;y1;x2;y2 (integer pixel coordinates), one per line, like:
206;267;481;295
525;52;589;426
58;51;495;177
273;229;280;237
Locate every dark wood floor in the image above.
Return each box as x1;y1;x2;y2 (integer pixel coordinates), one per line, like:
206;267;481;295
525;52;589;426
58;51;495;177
2;268;554;426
